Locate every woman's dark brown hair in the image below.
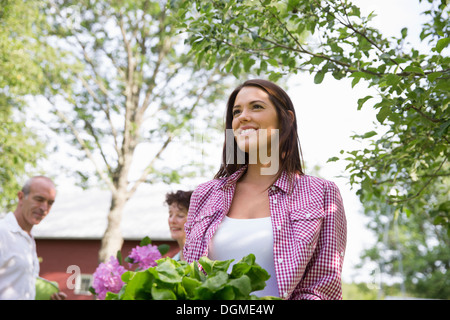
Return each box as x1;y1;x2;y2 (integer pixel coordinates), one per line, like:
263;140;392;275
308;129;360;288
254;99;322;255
214;79;304;179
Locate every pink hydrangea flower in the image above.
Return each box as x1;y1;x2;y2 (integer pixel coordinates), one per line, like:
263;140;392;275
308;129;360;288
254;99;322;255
128;244;162;270
92;256;127;299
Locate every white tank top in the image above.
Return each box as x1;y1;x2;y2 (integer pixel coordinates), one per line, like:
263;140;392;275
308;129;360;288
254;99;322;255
208;215;279;298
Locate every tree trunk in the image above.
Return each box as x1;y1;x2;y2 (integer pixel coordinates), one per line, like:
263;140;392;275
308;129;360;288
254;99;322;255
98;191;128;263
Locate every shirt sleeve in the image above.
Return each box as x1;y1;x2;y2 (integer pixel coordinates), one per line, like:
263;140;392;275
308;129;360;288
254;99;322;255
184;189;198;244
294;181;347;300
0;222;10;265
183;183;204;263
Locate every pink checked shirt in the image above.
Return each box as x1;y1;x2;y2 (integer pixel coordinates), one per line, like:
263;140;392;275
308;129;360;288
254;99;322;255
183;166;347;300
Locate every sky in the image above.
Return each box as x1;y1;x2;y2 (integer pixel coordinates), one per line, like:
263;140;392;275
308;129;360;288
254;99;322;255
31;0;432;285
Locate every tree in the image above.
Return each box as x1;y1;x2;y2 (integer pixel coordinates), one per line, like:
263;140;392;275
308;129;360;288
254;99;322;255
39;0;233;262
0;107;45;213
0;0;59;211
359;179;449;299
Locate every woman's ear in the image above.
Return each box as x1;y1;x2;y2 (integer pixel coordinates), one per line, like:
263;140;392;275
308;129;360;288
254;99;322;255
287;110;295;124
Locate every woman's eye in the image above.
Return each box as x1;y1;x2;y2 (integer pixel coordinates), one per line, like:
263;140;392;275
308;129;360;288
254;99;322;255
232;109;241;116
253;104;263;109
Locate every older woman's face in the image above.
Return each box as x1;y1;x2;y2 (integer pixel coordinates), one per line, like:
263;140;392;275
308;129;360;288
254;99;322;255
231;86;279;153
168;203;188;242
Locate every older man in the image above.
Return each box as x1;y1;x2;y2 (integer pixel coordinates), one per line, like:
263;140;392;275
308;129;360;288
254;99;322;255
0;176;65;300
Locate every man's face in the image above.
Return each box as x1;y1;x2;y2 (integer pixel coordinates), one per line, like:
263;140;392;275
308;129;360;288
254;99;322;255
18;178;56;229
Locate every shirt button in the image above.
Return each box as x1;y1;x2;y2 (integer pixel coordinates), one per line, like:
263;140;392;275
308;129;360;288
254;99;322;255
278;258;283;264
273;198;278;204
276;225;281;231
271;186;276;191
305;213;311;218
283;292;288;298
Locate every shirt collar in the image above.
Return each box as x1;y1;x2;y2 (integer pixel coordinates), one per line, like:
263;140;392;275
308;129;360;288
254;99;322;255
222;165;248;189
4;212;32;237
272;170;293;194
4;212;19;231
221;165;295;194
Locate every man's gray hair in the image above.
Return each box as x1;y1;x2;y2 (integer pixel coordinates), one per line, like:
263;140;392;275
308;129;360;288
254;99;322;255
21;176;56;196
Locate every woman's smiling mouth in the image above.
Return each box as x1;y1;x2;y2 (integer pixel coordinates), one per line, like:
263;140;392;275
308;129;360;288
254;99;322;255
236;126;259;136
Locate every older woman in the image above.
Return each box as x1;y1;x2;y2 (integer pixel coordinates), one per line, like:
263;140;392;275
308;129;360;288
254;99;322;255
165;190;193;261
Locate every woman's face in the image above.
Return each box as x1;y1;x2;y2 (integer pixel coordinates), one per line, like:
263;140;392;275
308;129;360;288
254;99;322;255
168;203;188;242
231;86;280;154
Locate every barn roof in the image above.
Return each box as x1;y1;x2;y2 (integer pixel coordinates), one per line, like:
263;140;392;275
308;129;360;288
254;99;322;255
32;184;180;241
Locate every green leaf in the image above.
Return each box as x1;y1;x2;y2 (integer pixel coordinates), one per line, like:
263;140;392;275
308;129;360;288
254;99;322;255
362;131;377;139
309;56;324;65
155;259;184;283
243;57;256;72
206;256;234;275
376;105;391;124
200;270;229;293
401;27;408;38
120;270;154;300
436;119;450;137
357;95;373;110
404;65;424;74
427;72;442;82
228;275;252;298
267;58;279;67
88;286;97;295
230;254;269;292
268;72;283;82
351;76;361;88
215;286;235;299
327;156;340;162
181;277;202;297
116;250;123;265
124;256;134;264
230;254;254;277
245;266;269;292
435;37;450;53
157;244;170;256
139;236;152;246
191;260;206;282
104;291;119;300
350;71;372;80
232;62;241;78
314;70;325;84
151;286;177;300
193;286;214;300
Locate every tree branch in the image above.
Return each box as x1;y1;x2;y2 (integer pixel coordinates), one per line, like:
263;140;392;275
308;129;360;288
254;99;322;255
127;69;219;197
387;157;448;204
49;100;116;193
140;6;172;117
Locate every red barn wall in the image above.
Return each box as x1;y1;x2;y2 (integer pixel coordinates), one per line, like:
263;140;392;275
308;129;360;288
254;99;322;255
36;239;179;300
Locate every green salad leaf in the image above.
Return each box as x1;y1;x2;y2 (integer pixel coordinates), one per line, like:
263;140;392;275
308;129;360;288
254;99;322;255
105;254;280;300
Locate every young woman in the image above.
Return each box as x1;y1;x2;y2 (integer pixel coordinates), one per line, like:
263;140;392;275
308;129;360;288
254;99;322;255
183;79;347;300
